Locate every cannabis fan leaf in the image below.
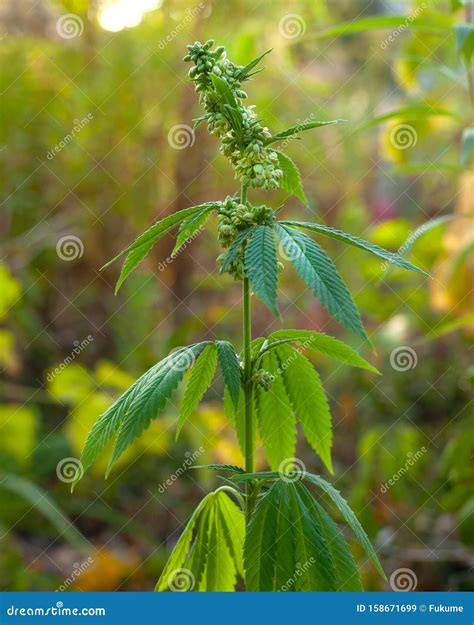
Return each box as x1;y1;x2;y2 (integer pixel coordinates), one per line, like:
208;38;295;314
255;351;297;470
275;223;368;341
156;489;245;592
105;202;219;292
244;479;365;591
245;225;279;316
74;339;242;486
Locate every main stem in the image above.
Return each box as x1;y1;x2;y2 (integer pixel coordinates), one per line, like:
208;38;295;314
240;182;254;478
243;276;254;475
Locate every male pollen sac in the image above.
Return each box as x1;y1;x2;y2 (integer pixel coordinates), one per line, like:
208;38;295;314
184;40;283;191
253;369;274;391
216;198;274;280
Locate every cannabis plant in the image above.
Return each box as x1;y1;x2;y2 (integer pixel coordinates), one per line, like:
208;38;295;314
73;41;425;592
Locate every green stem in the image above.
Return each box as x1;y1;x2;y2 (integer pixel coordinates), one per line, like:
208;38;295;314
243;276;254;476
240;182;255;525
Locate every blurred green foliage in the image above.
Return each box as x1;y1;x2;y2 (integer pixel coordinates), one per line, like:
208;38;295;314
0;0;472;591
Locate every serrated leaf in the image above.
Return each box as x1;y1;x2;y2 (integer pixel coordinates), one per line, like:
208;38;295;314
172;207;213;257
272;479;297;590
280;220;427;275
176;344;217;438
217;493;245;577
156;490;244;592
210;74;243;134
244;482;279;590
210;73;238;107
75;343;210;485
265;119;344;146
288;483;337;591
220;226;257;274
224;386;255;461
155;495;207;591
276;345;333;473
229;470;281;483
255;351;296;470
245;225;279;316
302;472;386;579
274;224;368;342
106;343;209;476
224;387;242;456
230;470;384;583
244;480;337;591
192;464;244;473
272;150;307;204
238;48;272;81
267;329;379;374
103;203;219;292
297;482;362;591
192;113;210;129
206;503;237;591
216;340;241;410
186;504;212;590
224;104;245;136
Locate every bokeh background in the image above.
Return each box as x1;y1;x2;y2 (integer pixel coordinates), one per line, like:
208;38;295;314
1;0;473;592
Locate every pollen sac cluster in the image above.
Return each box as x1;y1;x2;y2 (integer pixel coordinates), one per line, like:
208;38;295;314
253;369;274;391
184;40;246;106
184;40;283;191
216;197;274;279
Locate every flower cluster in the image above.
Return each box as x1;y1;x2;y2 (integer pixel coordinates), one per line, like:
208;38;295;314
253;369;274;391
216;197;274;279
184;40;246;106
184;40;283;191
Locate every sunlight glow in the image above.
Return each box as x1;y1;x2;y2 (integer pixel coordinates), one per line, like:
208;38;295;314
98;0;162;33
